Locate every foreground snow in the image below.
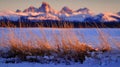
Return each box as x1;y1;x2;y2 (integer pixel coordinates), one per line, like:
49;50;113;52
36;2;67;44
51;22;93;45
0;50;120;67
0;59;120;67
0;63;119;67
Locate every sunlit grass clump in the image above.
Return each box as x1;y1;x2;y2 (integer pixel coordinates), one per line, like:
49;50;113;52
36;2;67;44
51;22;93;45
0;27;115;64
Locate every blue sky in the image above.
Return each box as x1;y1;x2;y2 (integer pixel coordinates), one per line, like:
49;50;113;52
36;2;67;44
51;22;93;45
0;0;119;13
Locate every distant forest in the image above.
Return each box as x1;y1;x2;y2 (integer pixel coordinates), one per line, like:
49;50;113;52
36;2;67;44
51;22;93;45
0;21;120;28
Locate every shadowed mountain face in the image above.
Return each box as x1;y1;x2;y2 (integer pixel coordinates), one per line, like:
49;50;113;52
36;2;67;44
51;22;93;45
16;9;21;13
76;8;91;14
117;12;120;16
38;2;56;13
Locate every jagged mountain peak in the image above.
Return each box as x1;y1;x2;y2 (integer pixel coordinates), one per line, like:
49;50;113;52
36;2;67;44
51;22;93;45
76;7;94;15
23;6;38;12
62;6;72;11
38;2;57;13
16;9;21;13
26;5;36;8
76;7;89;12
39;2;51;10
41;2;50;7
60;6;73;14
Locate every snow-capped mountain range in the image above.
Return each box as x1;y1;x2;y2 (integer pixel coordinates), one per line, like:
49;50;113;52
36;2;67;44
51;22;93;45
0;2;120;22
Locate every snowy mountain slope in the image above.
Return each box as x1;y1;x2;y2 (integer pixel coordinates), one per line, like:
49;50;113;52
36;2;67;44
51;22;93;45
63;14;93;22
94;12;120;22
0;16;3;20
28;13;60;21
0;11;20;21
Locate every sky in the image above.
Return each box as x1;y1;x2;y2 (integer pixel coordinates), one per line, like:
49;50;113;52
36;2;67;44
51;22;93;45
0;0;119;13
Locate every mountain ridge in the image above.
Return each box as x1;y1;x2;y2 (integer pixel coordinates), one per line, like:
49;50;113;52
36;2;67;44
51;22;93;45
0;2;120;22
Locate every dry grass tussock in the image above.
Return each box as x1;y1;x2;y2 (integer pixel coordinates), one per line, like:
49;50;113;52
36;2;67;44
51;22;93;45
0;27;119;64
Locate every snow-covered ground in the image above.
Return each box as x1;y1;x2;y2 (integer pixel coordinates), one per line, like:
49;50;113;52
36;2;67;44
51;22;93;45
0;28;120;67
0;28;120;48
0;49;120;67
0;62;120;67
0;50;120;67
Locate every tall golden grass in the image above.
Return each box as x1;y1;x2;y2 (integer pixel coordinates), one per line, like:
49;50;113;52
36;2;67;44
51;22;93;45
0;22;119;63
